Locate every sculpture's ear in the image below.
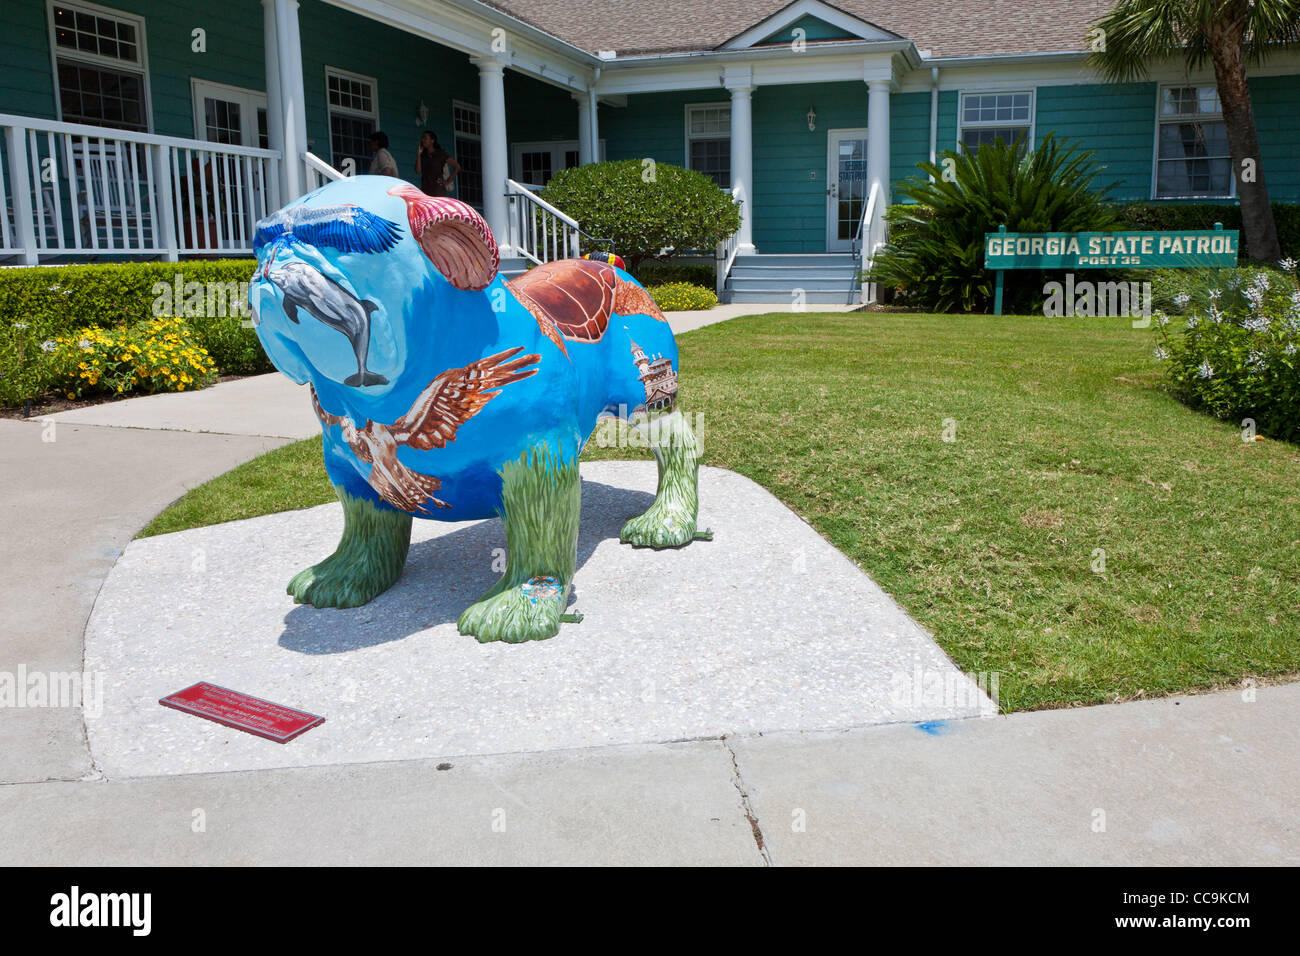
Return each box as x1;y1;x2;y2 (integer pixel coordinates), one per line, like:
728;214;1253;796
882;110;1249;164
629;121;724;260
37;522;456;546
387;185;498;291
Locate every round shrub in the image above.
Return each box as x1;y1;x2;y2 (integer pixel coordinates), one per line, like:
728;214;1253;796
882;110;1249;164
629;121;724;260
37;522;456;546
647;282;717;312
539;160;741;273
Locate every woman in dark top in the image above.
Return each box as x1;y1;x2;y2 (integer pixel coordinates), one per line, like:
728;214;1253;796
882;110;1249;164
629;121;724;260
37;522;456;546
415;130;459;197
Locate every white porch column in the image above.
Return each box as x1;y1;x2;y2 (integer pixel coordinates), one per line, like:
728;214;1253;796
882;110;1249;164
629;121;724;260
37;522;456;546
587;87;600;161
266;0;307;198
261;0;285;194
575;93;593;165
866;78;892;246
474;56;510;252
727;79;756;255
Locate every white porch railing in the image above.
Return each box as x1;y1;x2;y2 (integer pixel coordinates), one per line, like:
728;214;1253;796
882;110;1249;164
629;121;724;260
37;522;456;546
853;181;885;304
715;185;743;298
302;150;345;192
504;178;580;265
1;113;281;264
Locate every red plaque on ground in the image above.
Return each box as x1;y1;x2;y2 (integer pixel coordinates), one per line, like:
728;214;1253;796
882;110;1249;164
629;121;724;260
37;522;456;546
159;682;324;743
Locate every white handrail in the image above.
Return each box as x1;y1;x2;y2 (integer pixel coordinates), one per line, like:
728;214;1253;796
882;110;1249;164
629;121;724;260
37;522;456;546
504;177;580;265
856;180;884;304
0;113;280;158
2;114;282;263
302;150;345;186
715;184;743;299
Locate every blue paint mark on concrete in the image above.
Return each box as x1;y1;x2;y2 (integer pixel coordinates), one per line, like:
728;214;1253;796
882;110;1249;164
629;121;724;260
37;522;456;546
914;720;947;735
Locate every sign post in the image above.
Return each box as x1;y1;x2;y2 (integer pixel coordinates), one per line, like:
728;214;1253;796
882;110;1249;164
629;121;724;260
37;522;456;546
984;223;1239;315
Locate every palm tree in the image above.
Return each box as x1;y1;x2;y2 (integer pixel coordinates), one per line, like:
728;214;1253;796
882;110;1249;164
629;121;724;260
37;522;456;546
1088;0;1300;262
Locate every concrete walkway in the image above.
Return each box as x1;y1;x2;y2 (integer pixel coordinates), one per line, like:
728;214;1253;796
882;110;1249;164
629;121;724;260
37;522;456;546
2;302;1296;865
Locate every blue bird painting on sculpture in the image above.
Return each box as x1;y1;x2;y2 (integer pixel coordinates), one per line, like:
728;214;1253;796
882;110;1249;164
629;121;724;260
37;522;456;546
247;175;710;643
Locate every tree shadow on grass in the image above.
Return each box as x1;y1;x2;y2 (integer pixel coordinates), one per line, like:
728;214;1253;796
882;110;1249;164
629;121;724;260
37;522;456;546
277;478;654;654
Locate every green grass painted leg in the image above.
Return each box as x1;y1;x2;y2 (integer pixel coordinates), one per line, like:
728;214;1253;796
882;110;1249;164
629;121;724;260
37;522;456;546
458;446;582;644
288;487;413;608
620;408;713;549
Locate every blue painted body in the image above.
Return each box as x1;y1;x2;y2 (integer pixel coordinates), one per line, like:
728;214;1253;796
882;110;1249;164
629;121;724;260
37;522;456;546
248;176;677;520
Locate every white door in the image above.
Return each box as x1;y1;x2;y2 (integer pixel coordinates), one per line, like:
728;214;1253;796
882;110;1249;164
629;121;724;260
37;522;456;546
511;140;606;188
192;80;267;148
826;128;868;252
190;80;269;250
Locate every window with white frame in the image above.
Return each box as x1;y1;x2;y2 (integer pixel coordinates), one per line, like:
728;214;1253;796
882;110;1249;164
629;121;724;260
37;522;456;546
453;101;483;208
686;104;731;188
1154;85;1231;198
958;91;1032;150
326;68;379;175
49;1;149;131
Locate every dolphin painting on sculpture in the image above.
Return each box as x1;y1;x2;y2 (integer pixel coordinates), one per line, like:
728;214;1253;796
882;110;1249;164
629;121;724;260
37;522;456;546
263;258;389;387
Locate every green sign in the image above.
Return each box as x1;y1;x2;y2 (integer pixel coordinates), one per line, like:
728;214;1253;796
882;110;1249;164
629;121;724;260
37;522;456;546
984;228;1239;270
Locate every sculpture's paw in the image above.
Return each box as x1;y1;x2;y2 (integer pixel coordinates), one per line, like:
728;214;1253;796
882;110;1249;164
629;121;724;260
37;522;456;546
287;550;397;609
458;576;564;644
620;501;700;549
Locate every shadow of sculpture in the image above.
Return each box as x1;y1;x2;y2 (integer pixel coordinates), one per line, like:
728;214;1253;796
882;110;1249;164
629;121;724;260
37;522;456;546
277;478;654;654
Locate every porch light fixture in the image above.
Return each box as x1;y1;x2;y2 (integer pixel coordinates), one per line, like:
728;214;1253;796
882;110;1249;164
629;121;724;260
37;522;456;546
415;101;428;126
806;107;816;132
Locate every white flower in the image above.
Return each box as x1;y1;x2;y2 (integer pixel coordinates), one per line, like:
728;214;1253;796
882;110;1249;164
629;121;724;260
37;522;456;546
1208;304;1224;325
1197;360;1214;379
1157;312;1170;327
1243;315;1271;334
1227;276;1241;291
40;340;57;353
1186;314;1200;329
1173;292;1191;310
1285;343;1297;356
1153;346;1169;361
13;322;28;330
1280;258;1297;273
78;337;92;351
1208;288;1222;302
1247;350;1268;372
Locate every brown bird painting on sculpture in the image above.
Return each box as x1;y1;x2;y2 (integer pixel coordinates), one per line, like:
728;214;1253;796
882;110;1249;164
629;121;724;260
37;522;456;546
310;347;540;513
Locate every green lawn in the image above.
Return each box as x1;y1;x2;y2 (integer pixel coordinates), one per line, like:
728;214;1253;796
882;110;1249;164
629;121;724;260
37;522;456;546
142;312;1300;711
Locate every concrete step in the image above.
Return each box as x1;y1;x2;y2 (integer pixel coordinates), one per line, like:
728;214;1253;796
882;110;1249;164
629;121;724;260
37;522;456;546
499;256;530;280
733;254;858;268
728;289;861;305
728;277;860;291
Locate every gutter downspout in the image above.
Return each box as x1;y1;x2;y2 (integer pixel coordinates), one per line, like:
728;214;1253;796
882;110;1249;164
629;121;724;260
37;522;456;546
928;66;939;181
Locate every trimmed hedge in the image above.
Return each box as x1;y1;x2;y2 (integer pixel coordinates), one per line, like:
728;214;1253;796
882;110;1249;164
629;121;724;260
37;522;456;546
1115;202;1300;262
635;263;716;288
1;259;268;405
647;282;717;312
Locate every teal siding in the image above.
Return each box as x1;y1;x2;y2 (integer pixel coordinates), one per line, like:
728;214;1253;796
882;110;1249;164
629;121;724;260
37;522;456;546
890;90;931;189
1252;73;1300;201
599;89;728;166
298;0;480;178
0;3;59;119
756;14;858;45
752;82;869;252
1034;82;1155;200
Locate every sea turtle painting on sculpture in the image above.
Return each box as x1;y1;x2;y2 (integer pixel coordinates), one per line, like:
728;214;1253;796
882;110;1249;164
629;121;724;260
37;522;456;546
248;176;710;643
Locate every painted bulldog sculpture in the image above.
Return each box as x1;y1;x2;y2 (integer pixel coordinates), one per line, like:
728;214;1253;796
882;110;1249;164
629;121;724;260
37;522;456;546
248;176;709;643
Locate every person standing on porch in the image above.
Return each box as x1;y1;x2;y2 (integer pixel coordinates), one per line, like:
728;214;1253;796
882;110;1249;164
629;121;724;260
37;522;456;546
368;130;399;177
415;130;459;197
